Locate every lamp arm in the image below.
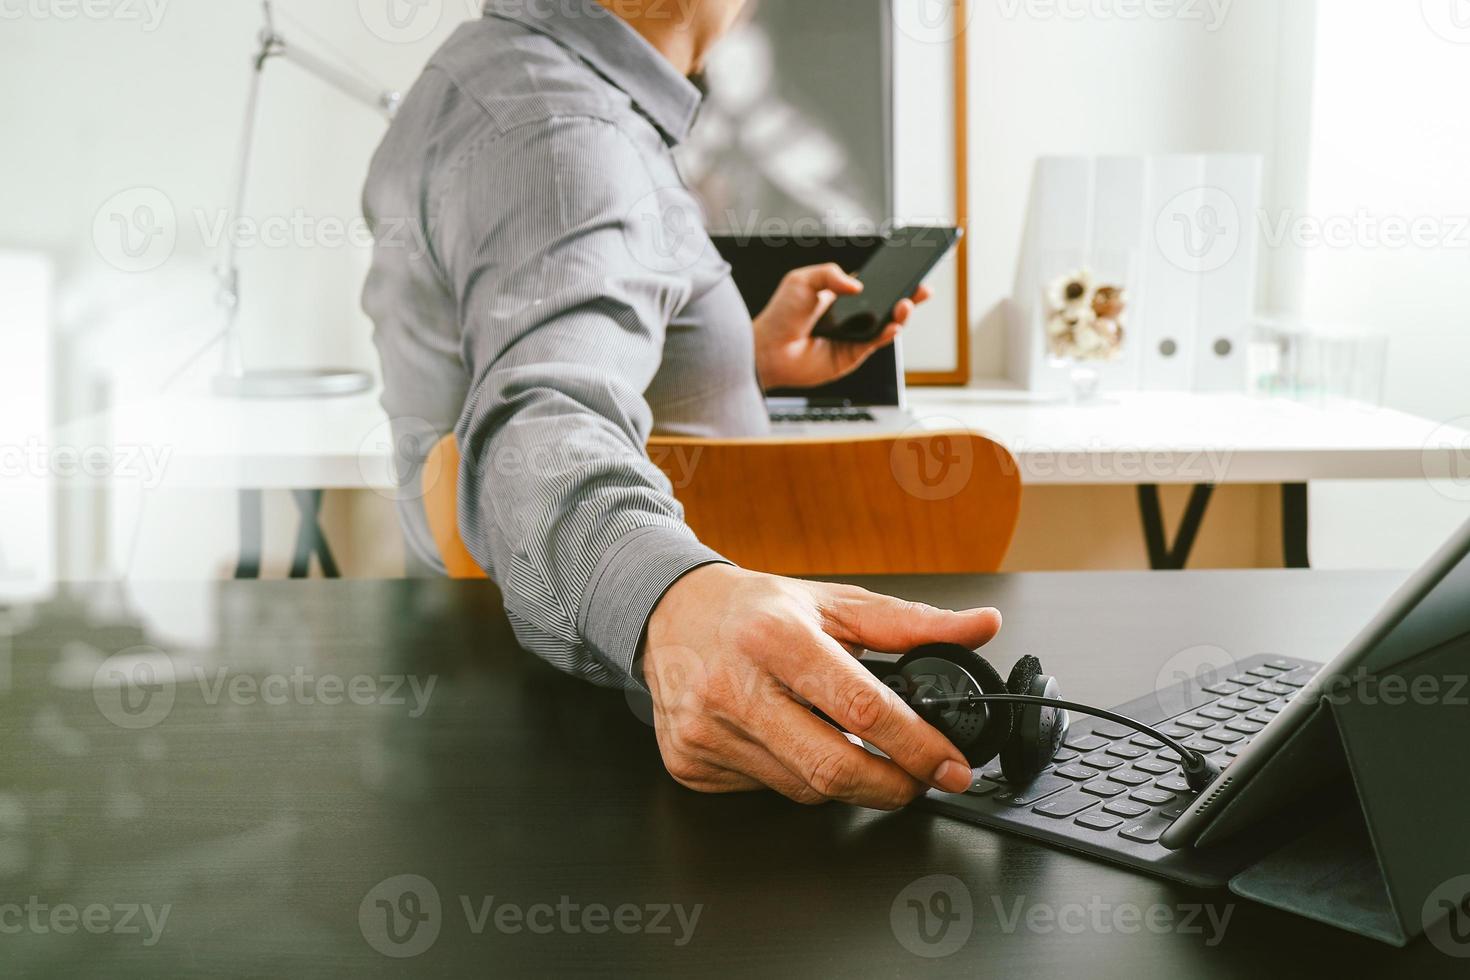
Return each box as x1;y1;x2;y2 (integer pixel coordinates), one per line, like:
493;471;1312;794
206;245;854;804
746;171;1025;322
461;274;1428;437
274;38;402;121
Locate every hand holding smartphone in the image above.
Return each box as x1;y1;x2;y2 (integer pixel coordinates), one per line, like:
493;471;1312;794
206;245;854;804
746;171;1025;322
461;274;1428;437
812;225;961;343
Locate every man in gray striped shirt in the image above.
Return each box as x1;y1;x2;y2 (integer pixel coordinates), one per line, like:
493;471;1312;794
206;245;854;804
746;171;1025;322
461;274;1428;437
364;0;1001;808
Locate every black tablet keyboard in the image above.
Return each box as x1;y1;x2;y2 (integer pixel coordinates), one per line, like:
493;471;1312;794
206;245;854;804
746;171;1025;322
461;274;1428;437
921;654;1322;888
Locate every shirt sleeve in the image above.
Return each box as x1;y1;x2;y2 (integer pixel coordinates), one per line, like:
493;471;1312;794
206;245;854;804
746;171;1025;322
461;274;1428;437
435;115;727;688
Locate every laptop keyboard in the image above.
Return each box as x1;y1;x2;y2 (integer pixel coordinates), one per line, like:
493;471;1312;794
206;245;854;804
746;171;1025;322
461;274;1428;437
768;407;876;424
922;654;1322;878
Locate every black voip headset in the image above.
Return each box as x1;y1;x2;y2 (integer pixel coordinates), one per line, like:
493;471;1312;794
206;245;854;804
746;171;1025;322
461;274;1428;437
876;644;1222;793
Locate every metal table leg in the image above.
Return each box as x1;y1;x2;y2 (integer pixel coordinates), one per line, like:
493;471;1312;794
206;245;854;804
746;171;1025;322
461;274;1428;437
1137;484;1215;571
1282;483;1310;569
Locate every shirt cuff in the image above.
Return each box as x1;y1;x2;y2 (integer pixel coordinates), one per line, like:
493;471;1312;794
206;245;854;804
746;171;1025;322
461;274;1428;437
578;524;728;684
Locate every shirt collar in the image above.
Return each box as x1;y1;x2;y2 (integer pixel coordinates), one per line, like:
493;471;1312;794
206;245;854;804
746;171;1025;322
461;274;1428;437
483;0;702;146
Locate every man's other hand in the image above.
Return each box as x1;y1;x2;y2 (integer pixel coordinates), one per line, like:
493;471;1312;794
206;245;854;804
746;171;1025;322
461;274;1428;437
752;263;932;391
641;565;1002;809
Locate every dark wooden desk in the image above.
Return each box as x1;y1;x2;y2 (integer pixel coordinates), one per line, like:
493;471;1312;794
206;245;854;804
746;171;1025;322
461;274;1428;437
3;571;1461;977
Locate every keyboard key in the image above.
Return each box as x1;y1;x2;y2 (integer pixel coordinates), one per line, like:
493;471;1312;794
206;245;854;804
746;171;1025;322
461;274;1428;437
1131;788;1175;806
1091;722;1135;740
1259;682;1294;696
982;769;1005;783
1263;703;1285;714
1160;803;1191;820
1119;817;1174;844
1265;658;1298;670
1245;709;1275;725
1181;738;1217;754
1197;706;1235;721
1277;669;1315;688
1248;666;1284;677
993;774;1071;807
1218;698;1254;712
1133;758;1174;775
1225;719;1263;734
1175;716;1214;731
1033;790;1101;819
1104;799;1150;818
1157;749;1181;763
1081;779;1127;798
967;777;1001;796
1081;753;1123;770
1056;764;1099;781
1051;749;1079;763
1238;690;1274;704
1156;776;1192;793
1107;769;1150;787
1228;674;1259;687
1076;812;1124;831
1202;730;1242;745
1226;744;1247;757
1105;744;1146;760
1130;734;1163;749
1065;734;1109;752
1161;726;1193;739
1200;681;1243;696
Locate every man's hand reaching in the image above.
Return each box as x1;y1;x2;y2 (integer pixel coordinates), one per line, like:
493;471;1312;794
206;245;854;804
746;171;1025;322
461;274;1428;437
752;263;932;391
641;564;1003;809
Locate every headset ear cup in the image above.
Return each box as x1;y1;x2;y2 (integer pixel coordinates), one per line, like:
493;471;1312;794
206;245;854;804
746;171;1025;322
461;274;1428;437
1000;656;1055;783
891;644;1013;769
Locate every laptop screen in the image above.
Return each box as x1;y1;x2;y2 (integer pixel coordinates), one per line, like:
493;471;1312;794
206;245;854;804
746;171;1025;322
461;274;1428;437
711;236;902;408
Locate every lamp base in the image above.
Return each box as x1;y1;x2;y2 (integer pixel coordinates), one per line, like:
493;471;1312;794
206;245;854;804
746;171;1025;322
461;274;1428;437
213;368;374;399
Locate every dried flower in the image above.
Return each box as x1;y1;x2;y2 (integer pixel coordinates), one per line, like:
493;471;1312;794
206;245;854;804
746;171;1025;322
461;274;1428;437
1046;269;1096;313
1092;286;1126;320
1043;271;1128;362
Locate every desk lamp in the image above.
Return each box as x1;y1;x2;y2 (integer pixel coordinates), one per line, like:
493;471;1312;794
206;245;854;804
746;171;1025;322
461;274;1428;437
211;0;400;398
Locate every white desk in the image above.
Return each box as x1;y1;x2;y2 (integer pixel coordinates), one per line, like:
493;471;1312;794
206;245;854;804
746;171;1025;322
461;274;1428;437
52;387;1467;574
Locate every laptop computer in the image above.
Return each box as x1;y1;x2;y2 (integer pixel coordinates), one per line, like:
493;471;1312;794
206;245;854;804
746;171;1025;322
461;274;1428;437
712;235;917;436
920;514;1470;902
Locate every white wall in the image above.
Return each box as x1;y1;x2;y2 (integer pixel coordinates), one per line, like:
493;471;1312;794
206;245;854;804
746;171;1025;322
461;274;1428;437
0;2;478;395
1294;3;1470;568
962;0;1308;377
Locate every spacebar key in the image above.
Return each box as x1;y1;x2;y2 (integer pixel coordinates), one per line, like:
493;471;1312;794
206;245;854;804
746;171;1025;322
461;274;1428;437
993;774;1071;807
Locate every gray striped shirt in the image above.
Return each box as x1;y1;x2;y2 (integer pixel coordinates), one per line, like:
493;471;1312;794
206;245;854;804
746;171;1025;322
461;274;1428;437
362;0;769;687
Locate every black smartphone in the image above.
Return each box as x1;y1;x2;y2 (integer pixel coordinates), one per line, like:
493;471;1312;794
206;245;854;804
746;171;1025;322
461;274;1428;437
812;225;962;343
